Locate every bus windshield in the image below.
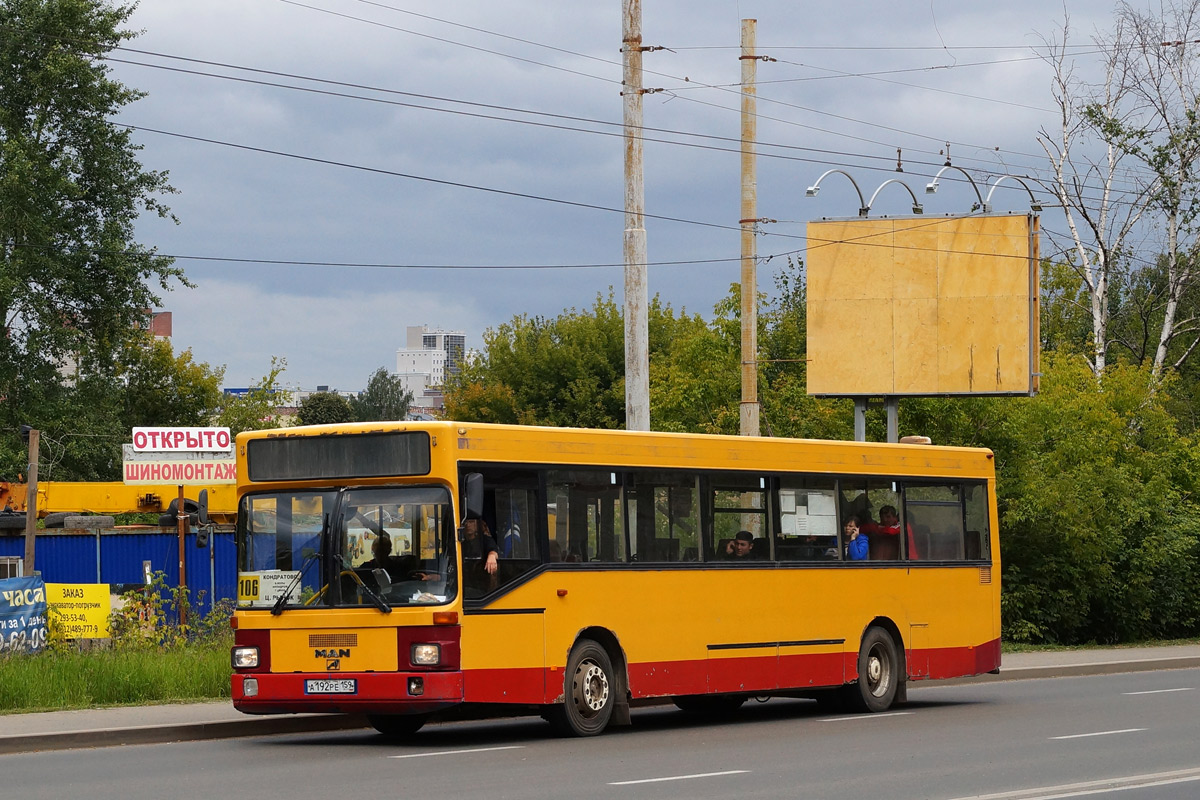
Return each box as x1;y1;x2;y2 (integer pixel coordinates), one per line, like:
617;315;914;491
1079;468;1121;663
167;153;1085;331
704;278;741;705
235;486;457;610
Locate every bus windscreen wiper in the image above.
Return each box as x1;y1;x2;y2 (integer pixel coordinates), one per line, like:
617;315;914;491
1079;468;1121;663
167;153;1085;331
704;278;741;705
271;547;321;616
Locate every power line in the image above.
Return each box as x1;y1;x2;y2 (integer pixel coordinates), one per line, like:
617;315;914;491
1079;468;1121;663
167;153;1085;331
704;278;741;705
107;47;1150;205
274;0;1073;175
122;122;779;237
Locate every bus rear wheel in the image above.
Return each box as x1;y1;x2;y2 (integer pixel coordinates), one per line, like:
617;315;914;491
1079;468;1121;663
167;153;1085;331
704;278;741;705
848;626;900;712
367;712;428;740
547;639;614;737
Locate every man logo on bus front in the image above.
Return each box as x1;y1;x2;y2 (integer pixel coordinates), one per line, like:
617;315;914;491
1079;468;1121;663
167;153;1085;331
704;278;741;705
326;659;341;671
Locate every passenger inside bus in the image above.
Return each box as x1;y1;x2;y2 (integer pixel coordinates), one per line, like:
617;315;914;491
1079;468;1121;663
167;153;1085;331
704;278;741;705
843;514;869;561
860;505;919;560
722;530;763;559
461;517;500;597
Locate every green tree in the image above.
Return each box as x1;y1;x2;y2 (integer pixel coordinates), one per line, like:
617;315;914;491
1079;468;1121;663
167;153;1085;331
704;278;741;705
904;353;1200;644
0;0;183;438
216;357;287;437
351;367;412;422
0;334;225;481
445;292;711;429
120;334;224;429
297;391;354;426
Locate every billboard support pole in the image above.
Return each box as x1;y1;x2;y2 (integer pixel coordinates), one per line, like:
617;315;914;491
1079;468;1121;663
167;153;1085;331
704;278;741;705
854;400;867;442
886;398;898;443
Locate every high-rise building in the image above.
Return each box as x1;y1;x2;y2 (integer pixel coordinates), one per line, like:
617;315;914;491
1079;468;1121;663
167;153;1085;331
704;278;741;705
408;325;465;377
396;325;467;413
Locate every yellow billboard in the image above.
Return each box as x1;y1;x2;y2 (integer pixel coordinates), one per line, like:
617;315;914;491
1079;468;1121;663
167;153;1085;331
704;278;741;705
46;583;112;639
806;213;1039;396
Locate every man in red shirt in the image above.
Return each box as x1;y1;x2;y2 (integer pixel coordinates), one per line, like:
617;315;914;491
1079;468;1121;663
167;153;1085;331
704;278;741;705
860;505;919;560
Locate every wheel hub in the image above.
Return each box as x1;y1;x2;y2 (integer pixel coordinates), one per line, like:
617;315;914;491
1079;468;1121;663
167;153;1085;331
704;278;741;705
575;661;609;714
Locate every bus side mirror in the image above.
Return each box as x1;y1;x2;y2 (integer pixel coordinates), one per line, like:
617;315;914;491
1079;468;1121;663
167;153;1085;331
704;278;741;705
195;525;210;548
197;489;210;527
462;473;483;524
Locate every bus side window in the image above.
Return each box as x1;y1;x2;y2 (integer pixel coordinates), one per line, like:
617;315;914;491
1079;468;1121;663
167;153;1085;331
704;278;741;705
625;472;697;563
776;480;838;562
547;469;625;564
904;483;965;560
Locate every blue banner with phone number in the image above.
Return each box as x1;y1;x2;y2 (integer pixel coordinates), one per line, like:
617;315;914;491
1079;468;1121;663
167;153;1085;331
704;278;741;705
0;576;48;654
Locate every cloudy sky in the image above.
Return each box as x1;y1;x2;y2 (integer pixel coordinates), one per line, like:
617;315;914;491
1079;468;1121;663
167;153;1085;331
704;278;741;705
111;0;1118;391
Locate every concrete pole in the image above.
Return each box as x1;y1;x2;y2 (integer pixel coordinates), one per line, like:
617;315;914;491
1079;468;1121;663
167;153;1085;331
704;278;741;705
23;429;38;576
739;19;760;437
623;0;650;431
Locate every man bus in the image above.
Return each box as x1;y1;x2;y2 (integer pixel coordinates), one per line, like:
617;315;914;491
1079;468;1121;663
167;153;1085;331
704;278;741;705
231;421;999;737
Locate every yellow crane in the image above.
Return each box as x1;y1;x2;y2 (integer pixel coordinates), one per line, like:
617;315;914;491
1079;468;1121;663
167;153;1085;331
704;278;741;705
0;481;236;524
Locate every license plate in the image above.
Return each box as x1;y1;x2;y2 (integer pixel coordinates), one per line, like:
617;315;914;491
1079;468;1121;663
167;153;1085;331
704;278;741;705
305;679;357;694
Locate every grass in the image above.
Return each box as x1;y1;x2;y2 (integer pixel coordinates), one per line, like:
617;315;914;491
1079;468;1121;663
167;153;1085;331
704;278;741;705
0;642;232;714
1001;637;1200;654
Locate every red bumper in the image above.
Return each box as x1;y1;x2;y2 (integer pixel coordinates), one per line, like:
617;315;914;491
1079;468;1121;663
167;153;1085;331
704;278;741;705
232;671;464;715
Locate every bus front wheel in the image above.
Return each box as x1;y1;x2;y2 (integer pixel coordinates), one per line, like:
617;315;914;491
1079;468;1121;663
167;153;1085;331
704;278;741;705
848;627;900;713
367;712;428;740
547;639;614;737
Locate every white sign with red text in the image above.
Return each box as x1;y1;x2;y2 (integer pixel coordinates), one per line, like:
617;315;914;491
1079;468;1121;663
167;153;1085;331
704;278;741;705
131;426;232;452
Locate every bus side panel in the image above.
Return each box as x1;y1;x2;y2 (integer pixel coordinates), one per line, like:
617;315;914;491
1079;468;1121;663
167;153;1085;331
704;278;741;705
906;566;1001;680
461;611;545;704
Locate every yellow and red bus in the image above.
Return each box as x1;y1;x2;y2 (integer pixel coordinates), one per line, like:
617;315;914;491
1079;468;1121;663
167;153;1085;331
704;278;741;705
230;421;1000;737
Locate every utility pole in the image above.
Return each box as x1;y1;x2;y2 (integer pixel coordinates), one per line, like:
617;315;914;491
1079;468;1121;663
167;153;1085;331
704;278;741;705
739;19;760;437
22;427;38;576
623;0;650;431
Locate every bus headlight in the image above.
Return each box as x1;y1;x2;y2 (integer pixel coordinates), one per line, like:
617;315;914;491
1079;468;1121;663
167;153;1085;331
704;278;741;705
232;646;259;669
411;643;441;666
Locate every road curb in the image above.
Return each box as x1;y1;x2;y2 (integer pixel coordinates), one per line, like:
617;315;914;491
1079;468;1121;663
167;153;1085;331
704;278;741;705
923;655;1200;687
0;713;369;755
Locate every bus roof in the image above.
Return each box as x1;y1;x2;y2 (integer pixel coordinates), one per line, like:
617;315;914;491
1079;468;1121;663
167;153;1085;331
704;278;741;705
238;421;994;482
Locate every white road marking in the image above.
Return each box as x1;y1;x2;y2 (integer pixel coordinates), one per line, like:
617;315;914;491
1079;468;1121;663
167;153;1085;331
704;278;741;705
388;745;524;759
819;711;914;722
609;770;748;786
1122;687;1193;695
945;767;1200;799
1049;728;1145;740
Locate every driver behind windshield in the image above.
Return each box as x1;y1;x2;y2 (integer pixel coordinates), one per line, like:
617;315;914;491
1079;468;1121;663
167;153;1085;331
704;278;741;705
362;531;435;583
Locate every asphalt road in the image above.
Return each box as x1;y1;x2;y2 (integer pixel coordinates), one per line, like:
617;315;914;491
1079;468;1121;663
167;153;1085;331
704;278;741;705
3;668;1198;800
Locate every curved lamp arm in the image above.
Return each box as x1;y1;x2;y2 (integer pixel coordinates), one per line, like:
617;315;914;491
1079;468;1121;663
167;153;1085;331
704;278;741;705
867;178;923;216
805;169;868;216
984;175;1042;212
924;165;984;211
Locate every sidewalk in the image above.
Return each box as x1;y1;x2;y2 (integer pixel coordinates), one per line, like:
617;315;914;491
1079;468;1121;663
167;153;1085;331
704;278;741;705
2;644;1198;755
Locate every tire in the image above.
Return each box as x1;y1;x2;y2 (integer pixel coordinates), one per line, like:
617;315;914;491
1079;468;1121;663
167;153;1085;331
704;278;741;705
0;514;26;530
547;639;615;737
367;713;428;740
672;695;746;717
43;512;72;528
848;627;900;713
167;498;201;514
64;515;115;529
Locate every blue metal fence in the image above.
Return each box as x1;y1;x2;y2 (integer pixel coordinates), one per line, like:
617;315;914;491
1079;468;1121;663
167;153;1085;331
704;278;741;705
0;530;236;617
